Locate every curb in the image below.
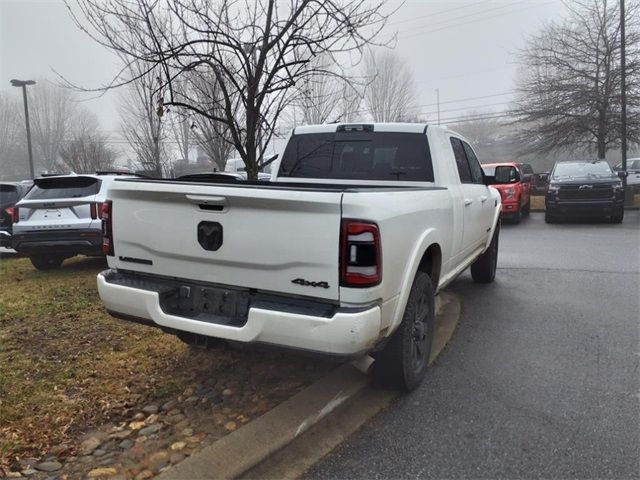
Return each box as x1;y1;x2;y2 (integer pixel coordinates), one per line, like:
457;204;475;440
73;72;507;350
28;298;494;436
156;364;369;480
157;292;461;480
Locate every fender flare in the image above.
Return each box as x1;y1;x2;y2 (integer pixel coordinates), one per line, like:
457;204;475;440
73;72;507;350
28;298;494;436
483;202;502;252
386;227;444;336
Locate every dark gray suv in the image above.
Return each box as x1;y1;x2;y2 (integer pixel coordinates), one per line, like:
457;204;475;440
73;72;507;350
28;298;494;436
0;181;32;248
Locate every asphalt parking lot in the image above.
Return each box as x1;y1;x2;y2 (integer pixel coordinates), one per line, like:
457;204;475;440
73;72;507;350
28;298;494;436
306;211;640;479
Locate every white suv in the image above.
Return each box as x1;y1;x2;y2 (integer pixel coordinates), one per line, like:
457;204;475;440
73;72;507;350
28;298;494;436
12;172;136;270
614;158;640;186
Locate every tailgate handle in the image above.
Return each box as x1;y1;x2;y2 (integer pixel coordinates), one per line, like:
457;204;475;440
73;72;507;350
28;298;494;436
186;195;228;211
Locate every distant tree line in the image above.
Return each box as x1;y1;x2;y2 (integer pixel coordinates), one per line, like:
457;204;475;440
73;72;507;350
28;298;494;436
513;0;639;160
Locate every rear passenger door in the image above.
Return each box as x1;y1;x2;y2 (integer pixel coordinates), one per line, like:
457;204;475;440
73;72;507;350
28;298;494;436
451;138;493;256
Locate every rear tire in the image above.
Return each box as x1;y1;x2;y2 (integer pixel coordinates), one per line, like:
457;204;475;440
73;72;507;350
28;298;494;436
373;271;434;392
471;224;499;283
30;255;64;270
545;211;556;224
610;209;624;224
514;209;522;224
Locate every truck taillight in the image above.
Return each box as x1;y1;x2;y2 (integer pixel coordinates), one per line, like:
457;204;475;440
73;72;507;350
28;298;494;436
340;220;382;287
90;202;103;220
101;201;113;256
7;207;18;223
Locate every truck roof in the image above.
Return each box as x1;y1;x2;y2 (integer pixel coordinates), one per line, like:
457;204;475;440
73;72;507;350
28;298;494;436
293;122;429;135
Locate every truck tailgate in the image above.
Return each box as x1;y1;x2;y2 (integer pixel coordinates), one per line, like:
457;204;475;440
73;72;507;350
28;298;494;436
107;181;342;301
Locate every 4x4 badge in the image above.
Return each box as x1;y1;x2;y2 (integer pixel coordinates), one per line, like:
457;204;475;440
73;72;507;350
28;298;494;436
292;278;330;289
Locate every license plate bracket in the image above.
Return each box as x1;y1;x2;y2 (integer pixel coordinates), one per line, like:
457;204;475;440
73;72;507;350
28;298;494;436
160;284;249;327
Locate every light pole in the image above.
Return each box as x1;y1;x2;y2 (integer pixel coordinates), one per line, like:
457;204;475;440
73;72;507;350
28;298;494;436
10;79;36;179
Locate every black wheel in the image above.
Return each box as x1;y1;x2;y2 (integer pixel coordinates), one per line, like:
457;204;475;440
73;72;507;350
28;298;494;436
471;224;499;283
522;201;531;217
512;208;522;224
30;255;64;270
610;209;624;224
373;271;434;392
545;211;556;224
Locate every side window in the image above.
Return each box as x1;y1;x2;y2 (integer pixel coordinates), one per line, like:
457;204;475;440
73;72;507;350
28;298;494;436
462;141;484;185
450;138;472;183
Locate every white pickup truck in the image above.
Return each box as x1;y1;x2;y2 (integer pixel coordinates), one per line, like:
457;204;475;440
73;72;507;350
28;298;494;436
97;123;502;390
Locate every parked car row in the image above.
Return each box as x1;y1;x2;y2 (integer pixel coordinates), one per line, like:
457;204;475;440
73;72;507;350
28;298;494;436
2;147;630;273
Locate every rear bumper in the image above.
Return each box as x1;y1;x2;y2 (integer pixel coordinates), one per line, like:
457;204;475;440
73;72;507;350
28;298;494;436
12;229;103;255
97;270;382;356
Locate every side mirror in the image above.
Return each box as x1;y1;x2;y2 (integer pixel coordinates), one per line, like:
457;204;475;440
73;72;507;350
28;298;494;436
617;170;628;179
522;173;533;182
494;165;516;184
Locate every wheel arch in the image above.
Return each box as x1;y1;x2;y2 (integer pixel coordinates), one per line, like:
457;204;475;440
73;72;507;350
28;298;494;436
417;243;442;292
386;228;444;336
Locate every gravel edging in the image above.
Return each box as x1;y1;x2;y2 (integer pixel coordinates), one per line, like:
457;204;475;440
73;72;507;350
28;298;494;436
156;363;368;480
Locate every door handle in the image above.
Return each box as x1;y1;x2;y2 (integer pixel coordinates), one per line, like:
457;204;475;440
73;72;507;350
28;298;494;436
464;198;473;206
480;196;488;203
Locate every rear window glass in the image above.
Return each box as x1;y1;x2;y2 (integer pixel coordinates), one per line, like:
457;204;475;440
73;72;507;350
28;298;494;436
279;132;434;181
25;177;100;200
0;185;19;204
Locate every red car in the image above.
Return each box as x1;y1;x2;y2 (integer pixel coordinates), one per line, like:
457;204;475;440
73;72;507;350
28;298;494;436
482;162;533;223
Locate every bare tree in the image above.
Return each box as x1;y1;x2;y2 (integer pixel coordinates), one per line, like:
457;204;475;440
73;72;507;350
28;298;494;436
192;120;235;171
58;109;117;173
171;112;192;164
119;61;170;177
513;0;640;159
362;50;417;122
338;82;364;123
450;113;502;148
290;55;359;125
68;0;392;179
29;81;77;172
0;93;29;180
185;72;236;170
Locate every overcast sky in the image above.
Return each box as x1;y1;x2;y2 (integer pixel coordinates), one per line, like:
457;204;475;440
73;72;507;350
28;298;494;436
0;0;569;143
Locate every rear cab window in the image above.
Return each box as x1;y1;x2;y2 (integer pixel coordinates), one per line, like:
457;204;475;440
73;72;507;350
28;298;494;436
279;132;434;182
25;177;101;200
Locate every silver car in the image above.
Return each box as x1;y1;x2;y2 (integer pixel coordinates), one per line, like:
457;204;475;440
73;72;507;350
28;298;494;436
12;173;134;270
